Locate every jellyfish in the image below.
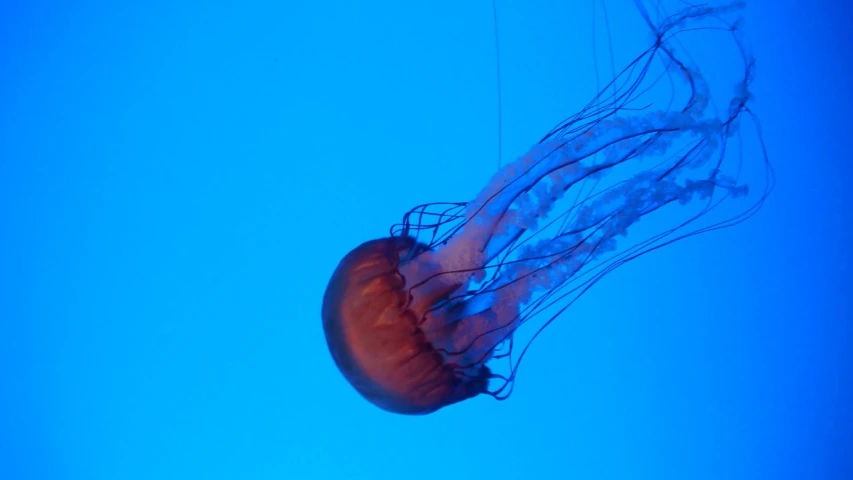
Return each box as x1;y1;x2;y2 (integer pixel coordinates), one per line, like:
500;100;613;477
322;1;773;415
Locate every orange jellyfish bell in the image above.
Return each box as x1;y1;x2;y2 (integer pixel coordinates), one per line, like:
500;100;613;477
321;236;491;415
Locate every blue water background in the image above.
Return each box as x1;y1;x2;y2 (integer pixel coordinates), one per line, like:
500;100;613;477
1;1;850;478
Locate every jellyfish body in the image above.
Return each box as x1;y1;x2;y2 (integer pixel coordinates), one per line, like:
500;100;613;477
322;236;491;414
322;1;773;415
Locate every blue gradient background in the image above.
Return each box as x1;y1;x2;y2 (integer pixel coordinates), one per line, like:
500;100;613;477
1;1;850;479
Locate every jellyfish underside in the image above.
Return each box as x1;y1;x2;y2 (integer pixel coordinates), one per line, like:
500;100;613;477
321;2;772;415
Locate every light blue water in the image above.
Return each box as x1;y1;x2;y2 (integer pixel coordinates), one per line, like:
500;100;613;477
1;1;850;479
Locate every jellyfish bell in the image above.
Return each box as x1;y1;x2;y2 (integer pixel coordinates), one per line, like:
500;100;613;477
322;1;773;415
322;236;492;415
